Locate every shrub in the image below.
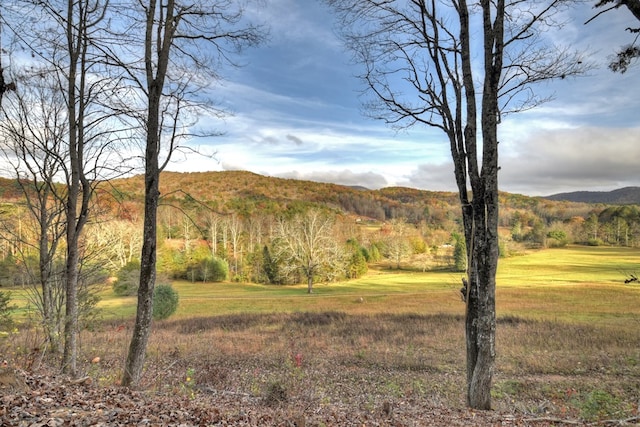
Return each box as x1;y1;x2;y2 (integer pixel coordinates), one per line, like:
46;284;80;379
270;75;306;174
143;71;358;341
153;284;179;320
547;230;569;248
587;238;604;246
498;240;508;258
183;257;229;282
263;380;288;405
0;291;14;334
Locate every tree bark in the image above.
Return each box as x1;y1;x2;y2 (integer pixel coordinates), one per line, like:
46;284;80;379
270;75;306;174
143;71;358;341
121;133;159;385
461;0;503;409
121;0;171;387
61;0;81;375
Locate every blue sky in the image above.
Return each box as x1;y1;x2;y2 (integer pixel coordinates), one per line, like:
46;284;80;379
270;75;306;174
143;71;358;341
167;0;640;197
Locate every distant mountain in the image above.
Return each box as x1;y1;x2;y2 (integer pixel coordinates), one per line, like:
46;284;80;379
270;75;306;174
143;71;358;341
544;187;640;204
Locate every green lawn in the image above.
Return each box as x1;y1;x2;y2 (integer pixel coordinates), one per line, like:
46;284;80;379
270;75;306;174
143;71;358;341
7;245;640;325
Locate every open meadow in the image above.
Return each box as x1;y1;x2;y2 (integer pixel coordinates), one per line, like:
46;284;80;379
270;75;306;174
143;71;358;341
2;245;640;425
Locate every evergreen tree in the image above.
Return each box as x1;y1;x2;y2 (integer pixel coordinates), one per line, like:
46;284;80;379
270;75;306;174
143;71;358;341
262;245;280;284
453;235;467;273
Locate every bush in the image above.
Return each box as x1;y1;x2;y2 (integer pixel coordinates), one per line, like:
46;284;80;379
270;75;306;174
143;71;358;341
113;261;141;296
184;257;229;282
153;284;179;320
263;380;288;405
587;238;604;246
546;230;569;248
0;291;14;333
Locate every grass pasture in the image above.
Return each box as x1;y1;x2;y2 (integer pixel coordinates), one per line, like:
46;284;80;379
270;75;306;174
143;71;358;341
4;245;640;423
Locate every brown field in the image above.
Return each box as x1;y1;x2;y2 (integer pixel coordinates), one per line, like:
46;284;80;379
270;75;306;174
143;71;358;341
4;309;639;425
2;246;640;426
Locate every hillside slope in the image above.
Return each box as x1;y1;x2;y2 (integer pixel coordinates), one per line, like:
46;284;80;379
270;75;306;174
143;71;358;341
107;170;461;221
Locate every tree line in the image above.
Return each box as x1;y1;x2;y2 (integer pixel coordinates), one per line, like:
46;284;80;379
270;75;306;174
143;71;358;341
3;174;637;292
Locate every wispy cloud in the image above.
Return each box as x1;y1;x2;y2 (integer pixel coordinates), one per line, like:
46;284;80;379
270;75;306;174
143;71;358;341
167;3;640;196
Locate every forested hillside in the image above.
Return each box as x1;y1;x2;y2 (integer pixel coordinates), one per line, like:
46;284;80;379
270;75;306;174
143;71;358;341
106;170;462;223
1;170;638;291
105;170;604;225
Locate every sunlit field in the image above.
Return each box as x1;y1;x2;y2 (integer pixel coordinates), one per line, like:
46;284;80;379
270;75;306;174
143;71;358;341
92;245;640;325
4;245;640;422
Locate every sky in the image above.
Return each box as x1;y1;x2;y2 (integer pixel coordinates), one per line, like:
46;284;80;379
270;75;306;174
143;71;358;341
166;0;640;197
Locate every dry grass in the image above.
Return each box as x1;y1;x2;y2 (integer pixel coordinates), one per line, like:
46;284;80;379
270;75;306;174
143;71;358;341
4;246;640;423
7;310;638;423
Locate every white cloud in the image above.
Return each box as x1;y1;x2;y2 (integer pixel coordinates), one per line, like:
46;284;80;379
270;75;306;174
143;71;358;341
277;169;388;189
167;2;640;197
500;127;640;195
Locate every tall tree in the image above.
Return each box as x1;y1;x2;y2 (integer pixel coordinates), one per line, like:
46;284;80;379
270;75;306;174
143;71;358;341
116;0;265;386
326;0;586;409
3;0;125;375
0;75;68;353
50;0;114;376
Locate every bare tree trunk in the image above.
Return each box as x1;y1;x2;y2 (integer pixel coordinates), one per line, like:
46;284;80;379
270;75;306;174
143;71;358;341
62;4;81;374
121;130;159;385
118;0;264;386
121;0;168;386
40;229;61;354
61;0;96;377
38;206;57;351
461;0;503;409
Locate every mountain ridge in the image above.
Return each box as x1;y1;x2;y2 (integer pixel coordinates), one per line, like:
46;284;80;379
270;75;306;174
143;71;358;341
544;186;640;204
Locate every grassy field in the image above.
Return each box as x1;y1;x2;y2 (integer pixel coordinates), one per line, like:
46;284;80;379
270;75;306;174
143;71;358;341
3;245;640;422
90;245;640;325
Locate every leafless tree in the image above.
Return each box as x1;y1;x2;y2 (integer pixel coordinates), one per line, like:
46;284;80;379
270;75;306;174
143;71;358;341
383;218;412;269
109;0;266;387
38;0;126;376
273;208;340;294
2;0;131;376
326;0;587;409
90;219;142;271
0;76;68;353
587;0;640;72
0;11;16;104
